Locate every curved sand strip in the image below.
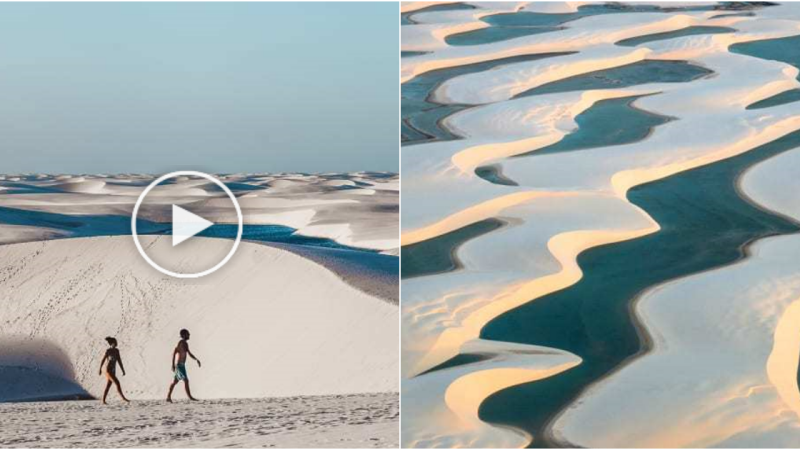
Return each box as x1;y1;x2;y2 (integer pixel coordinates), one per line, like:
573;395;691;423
401;7;750;83
742;139;800;223
402;339;580;448
402;192;655;379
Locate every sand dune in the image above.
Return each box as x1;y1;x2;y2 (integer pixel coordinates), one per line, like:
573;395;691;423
0;224;67;246
402;2;800;447
544;115;800;447
402;339;579;448
0;173;398;253
0;236;397;402
0;170;399;446
550;234;800;447
742;144;800;222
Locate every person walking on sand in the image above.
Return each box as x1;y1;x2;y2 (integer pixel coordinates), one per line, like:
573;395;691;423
167;329;201;402
99;337;129;404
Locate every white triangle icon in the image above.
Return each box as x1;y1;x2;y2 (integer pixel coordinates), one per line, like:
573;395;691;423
172;205;214;247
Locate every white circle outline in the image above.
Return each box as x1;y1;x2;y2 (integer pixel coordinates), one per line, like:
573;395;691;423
131;170;243;279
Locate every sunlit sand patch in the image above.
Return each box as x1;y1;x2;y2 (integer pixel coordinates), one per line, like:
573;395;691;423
402;339;579;448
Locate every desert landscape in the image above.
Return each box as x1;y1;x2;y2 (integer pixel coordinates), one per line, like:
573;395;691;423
401;1;800;448
0;0;399;447
0;172;399;447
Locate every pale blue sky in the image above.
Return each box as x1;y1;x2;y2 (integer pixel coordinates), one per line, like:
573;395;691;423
0;2;398;174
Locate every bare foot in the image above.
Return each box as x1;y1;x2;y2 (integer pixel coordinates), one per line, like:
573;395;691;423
189;397;198;401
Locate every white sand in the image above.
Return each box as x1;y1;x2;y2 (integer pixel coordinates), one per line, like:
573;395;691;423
0;224;67;245
402;2;800;447
272;243;397;303
741;144;800;223
551;234;800;447
0;236;397;401
402;339;579;448
402;193;655;379
0;171;399;446
0;393;397;448
546;112;800;448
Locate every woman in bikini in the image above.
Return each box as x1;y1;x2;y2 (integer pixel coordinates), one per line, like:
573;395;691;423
99;337;130;404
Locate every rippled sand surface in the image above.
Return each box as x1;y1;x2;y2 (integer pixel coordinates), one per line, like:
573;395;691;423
0;393;398;448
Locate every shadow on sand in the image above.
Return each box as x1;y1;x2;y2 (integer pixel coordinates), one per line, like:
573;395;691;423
0;336;92;402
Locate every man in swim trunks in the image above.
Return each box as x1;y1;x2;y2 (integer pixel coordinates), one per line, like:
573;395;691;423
99;337;129;404
167;328;201;402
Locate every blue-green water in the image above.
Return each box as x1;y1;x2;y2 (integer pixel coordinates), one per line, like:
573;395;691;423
710;11;755;19
445;24;560;47
445;3;721;47
401;2;785;446
419;353;492;376
0;183;65;195
0;206;374;253
155;179;264;192
478;127;800;449
474;165;519;186
2;179;266;195
519;95;670;156
476;95;671;185
402;14;719;147
616;25;735;47
0;206;169;237
514;59;712;98
551;95;668;151
401;218;504;279
402;2;475;26
731;34;800;109
194;224;378;253
402;52;574;146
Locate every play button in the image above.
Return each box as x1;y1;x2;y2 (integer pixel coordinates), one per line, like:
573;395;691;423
172;205;214;247
131;171;243;279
